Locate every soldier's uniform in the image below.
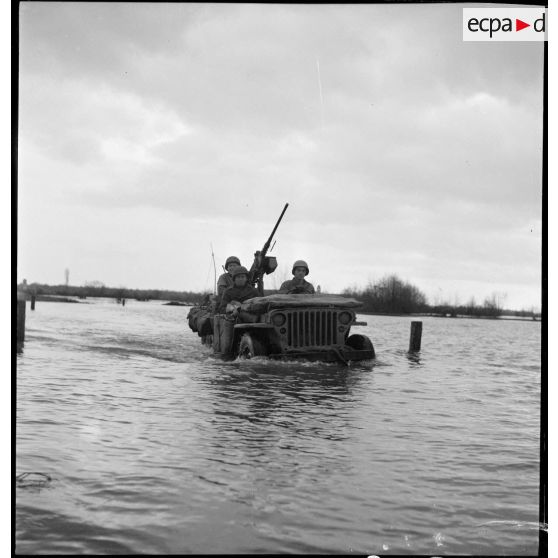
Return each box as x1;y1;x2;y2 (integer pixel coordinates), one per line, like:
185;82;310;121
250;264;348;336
219;284;260;312
279;278;315;294
216;256;241;306
279;260;315;294
217;272;234;296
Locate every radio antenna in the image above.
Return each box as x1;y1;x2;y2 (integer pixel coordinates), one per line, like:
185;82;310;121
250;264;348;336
210;243;217;295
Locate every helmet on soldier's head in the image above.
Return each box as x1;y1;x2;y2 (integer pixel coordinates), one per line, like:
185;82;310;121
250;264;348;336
292;260;309;275
225;256;241;270
232;266;249;279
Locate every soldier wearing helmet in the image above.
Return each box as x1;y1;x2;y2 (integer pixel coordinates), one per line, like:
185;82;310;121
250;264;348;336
279;260;315;294
216;256;241;300
218;266;260;313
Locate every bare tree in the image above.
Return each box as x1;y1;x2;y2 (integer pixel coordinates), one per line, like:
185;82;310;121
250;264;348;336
482;291;507;317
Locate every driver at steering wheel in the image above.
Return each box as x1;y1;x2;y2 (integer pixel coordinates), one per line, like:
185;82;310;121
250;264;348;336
279;260;315;294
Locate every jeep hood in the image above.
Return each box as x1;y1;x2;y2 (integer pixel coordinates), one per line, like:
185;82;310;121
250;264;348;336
240;294;362;313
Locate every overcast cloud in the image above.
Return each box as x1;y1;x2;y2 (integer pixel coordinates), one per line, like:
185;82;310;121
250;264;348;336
17;3;543;309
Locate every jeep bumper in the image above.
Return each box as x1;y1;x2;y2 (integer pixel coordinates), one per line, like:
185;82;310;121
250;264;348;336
269;346;375;363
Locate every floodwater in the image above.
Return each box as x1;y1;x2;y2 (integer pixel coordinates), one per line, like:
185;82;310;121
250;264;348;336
16;299;542;555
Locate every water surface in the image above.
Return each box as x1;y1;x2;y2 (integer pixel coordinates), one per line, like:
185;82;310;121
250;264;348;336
16;299;541;554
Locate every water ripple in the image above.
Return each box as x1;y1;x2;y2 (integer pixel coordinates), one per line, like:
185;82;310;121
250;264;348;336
16;302;541;554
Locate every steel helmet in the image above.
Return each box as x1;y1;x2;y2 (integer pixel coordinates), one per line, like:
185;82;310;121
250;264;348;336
225;256;241;270
292;260;309;275
232;265;249;279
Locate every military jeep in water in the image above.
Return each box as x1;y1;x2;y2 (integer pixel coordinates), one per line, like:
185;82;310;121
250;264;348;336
186;202;375;363
209;294;375;363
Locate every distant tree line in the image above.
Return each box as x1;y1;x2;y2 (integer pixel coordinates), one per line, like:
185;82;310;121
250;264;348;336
430;295;539;319
18;282;206;305
343;274;428;314
343;275;540;319
17;277;540;319
429;293;505;318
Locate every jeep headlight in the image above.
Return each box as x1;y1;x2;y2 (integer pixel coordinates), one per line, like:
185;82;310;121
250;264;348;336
338;311;352;325
272;313;286;326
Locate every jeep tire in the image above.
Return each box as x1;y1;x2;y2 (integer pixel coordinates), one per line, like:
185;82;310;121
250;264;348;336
346;334;375;357
238;333;268;359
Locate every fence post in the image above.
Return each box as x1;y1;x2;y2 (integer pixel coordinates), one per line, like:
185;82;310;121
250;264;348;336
409;321;422;352
30;294;36;310
17;300;26;348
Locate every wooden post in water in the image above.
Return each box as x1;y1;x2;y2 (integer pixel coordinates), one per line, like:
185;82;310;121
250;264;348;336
17;300;26;347
30;294;36;310
409;321;422;352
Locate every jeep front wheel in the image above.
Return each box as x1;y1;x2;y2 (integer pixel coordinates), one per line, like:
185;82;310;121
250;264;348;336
346;334;375;357
238;333;268;359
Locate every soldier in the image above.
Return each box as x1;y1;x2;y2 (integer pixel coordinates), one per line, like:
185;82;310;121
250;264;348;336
219;266;260;313
217;256;241;296
279;260;315;294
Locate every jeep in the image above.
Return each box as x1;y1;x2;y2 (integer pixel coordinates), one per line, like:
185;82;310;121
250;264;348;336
210;294;374;363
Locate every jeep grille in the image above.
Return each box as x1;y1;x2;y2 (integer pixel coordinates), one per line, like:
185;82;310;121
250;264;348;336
285;309;339;348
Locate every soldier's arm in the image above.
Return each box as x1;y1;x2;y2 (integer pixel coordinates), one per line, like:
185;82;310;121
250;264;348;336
278;280;290;294
306;282;316;294
217;275;229;296
219;289;232;313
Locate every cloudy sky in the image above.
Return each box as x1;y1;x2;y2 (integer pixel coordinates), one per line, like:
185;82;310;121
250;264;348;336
17;3;543;309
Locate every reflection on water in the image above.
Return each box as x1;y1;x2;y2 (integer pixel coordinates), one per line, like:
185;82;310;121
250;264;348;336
405;351;422;366
16;300;541;554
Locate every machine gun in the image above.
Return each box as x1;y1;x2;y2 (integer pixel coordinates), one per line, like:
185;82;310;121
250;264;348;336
248;203;289;295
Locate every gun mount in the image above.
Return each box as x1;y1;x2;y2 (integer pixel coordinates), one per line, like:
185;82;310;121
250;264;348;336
248;203;288;295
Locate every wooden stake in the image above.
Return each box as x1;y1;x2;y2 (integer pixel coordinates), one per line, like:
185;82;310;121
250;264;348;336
409;321;422;352
17;300;26;347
